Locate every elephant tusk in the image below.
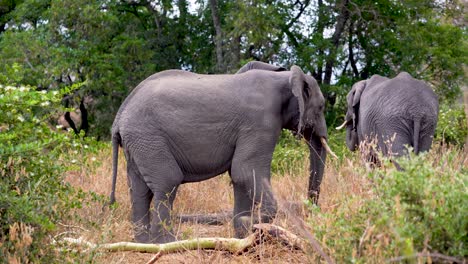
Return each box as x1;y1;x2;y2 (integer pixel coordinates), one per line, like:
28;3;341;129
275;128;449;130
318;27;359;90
320;137;338;159
335;120;348;130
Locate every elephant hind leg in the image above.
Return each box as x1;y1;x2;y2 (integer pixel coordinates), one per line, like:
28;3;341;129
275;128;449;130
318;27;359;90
131;142;184;244
126;157;153;243
150;186;179;243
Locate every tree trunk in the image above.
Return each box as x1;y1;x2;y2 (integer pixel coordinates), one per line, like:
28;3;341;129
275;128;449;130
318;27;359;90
323;0;350;85
348;23;359;78
209;0;224;73
79;97;88;136
230;35;241;72
313;0;326;84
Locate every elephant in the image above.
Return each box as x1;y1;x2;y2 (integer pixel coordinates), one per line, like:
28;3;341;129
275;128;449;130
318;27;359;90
337;72;438;161
109;62;335;243
57;95;93;135
57;111;81;130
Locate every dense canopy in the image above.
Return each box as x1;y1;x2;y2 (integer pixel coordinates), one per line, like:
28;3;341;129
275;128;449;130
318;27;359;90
0;0;466;138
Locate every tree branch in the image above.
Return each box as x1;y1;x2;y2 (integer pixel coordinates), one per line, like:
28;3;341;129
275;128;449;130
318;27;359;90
209;0;225;73
348;22;359;78
387;252;465;263
287;0;311;28
323;0;350;85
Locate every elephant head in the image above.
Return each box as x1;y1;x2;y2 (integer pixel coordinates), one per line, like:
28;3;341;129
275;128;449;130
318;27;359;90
289;66;335;203
236;61;335;203
337;80;366;151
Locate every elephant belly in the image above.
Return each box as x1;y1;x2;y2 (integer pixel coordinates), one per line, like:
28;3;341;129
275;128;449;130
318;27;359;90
176;143;235;183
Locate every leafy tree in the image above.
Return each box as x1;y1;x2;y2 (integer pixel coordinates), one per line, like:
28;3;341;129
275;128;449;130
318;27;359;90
0;80;93;262
0;0;465;138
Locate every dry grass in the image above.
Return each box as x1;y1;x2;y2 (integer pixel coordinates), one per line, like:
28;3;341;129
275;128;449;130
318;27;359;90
61;148;319;263
60;146;337;263
58;142;466;263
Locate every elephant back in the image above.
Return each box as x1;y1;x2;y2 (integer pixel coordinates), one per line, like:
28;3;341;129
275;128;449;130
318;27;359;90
362;73;437;120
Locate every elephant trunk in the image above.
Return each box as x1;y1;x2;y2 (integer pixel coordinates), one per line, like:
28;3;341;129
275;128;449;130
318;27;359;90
345;124;358;151
304;126;327;204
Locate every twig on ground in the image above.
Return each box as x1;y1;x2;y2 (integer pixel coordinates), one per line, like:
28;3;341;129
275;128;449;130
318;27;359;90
145;252;163;264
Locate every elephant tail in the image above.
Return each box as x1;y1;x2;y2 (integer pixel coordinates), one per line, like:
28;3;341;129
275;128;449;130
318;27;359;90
109;132;121;205
413;118;421;154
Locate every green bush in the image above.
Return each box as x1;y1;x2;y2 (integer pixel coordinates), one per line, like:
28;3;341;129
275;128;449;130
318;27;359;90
271;129;350;176
435;103;467;145
271;130;308;176
309;150;467;262
0;83;95;262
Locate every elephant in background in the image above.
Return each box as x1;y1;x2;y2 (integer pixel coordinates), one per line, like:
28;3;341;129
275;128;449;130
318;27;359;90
236;61;287;73
110;62;335;243
338;72;438;161
57;95;93;135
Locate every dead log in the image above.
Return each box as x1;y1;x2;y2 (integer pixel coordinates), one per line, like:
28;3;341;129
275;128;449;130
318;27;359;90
58;224;305;255
175;202;306;226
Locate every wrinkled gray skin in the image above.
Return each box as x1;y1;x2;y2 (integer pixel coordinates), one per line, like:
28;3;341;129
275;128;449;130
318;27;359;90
343;72;438;160
110;62;328;243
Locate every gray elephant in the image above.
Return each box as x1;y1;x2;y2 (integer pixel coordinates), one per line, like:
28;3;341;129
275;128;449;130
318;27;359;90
337;72;438;161
110;62;335;243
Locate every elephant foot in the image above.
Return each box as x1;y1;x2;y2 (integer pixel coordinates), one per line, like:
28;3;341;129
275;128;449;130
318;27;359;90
233;215;253;238
308;190;320;205
134;225;151;243
149;233;176;244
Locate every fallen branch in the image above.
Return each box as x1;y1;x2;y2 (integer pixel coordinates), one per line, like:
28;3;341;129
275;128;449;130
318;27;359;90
58;224;306;255
60;235;256;254
176;202;305;226
387;252;465;263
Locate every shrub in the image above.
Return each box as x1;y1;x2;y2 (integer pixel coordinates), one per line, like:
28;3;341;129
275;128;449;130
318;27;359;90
272;129;349;176
435;103;467;146
271;130;308;176
0;83;95;262
309;149;467;262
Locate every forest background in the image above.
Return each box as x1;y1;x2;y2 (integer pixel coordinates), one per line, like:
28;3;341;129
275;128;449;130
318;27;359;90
0;0;467;263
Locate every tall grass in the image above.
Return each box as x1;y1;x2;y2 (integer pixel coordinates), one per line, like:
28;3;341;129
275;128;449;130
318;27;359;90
57;134;466;263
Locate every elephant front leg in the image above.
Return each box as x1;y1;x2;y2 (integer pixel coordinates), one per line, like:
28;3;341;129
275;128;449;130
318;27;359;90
230;135;278;238
232;178;277;238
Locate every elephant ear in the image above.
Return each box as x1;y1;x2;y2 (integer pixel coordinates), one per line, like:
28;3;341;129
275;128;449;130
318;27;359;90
351;80;366;107
346;80;366;129
236;61;287;74
290;65;308;133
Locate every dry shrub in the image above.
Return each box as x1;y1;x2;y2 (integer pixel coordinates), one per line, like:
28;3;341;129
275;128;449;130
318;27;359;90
5;222;34;264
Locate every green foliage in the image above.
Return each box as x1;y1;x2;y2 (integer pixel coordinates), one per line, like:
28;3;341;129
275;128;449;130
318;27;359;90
0;83;97;262
271;129;351;176
1;0;466;138
309;151;467;262
271;130;308;176
326;129;350;159
435;103;468;145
